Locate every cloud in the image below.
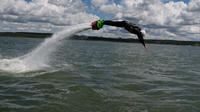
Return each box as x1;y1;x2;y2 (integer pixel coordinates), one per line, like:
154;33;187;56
188;0;200;11
0;0;99;32
101;0;187;26
99;3;122;15
0;0;199;41
91;0;109;7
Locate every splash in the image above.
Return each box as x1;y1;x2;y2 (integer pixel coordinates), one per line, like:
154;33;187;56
0;23;91;73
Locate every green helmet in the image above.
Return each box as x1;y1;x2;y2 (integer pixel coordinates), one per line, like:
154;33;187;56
97;20;104;29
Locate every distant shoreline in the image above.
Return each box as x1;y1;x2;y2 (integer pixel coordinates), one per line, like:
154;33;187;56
0;32;200;46
0;32;52;38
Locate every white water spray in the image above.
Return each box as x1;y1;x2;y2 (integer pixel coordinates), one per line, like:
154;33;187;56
0;23;91;73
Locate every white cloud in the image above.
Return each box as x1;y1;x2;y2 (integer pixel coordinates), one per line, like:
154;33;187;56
99;3;122;14
0;0;199;41
91;0;109;7
0;0;99;32
188;0;200;11
111;0;187;26
179;25;200;33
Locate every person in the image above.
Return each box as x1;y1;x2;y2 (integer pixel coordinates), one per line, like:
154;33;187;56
91;20;147;49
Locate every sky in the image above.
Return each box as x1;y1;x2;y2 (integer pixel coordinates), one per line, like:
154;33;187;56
0;0;199;41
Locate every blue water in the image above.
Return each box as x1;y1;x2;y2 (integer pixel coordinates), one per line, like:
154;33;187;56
0;36;200;112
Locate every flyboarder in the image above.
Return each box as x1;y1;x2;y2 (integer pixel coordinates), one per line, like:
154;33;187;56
91;20;147;49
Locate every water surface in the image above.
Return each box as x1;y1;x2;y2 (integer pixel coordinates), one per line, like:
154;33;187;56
0;37;200;112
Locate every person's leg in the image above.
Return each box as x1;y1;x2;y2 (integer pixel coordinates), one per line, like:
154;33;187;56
137;32;145;47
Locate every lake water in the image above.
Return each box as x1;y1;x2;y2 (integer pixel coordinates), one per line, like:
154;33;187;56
0;36;199;112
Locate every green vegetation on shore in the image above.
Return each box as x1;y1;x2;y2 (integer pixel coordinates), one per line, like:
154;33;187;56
0;32;199;46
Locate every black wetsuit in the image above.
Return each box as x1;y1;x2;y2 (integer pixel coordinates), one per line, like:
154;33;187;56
103;20;145;47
